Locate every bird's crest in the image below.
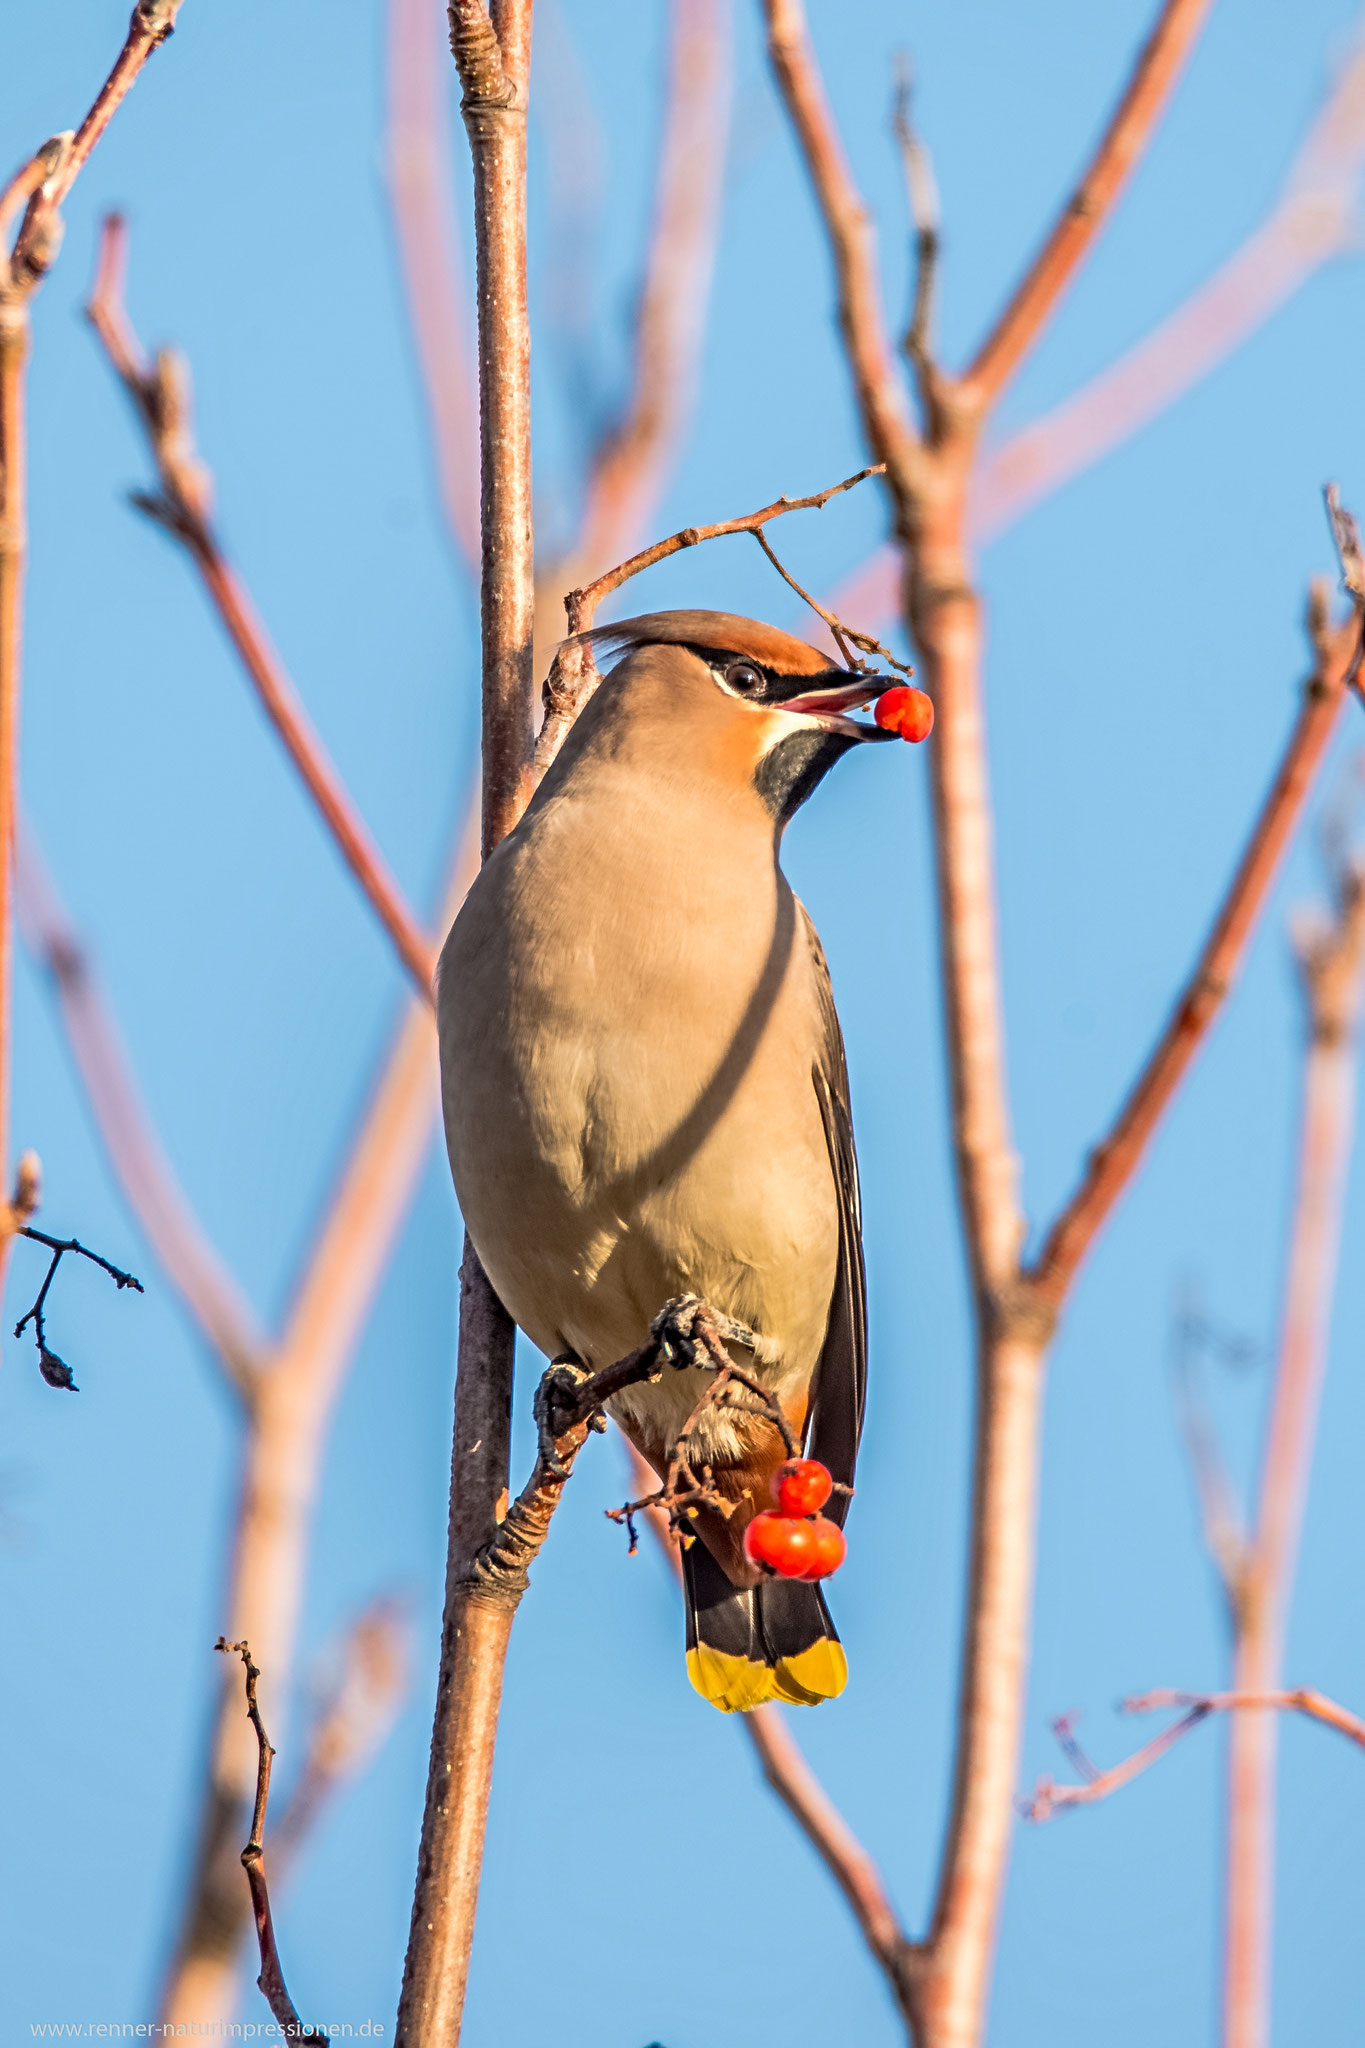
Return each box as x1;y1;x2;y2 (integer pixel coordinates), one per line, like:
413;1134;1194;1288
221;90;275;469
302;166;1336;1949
576;610;840;678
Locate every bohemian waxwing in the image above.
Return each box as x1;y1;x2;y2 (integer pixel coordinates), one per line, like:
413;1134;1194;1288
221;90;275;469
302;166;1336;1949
437;611;896;1712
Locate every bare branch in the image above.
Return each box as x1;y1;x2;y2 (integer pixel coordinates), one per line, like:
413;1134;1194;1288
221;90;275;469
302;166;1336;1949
12;1227;142;1392
1223;856;1365;2045
1023;1688;1365;1821
1029;612;1357;1307
965;0;1215;410
400;2;535;2033
760;0;920;470
564;464;885;633
15;827;267;1399
215;1641;326;2044
86;216;436;997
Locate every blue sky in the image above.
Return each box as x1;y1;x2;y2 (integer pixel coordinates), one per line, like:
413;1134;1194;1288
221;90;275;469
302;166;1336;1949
4;2;1365;2042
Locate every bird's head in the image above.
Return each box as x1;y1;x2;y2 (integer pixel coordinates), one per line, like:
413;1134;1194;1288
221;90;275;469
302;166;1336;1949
576;609;907;828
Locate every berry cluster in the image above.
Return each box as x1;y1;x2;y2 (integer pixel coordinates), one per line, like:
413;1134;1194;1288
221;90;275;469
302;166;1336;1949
742;1458;847;1580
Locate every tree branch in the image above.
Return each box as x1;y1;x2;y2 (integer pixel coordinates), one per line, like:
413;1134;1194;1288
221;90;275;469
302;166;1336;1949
85;215;436;998
1222;854;1365;2048
215;1640;326;2044
399;3;535;2036
1023;1689;1365;1821
760;0;920;473
1028;608;1357;1308
965;0;1215;410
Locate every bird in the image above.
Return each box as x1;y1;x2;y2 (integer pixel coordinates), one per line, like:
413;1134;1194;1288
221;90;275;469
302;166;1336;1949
437;610;895;1712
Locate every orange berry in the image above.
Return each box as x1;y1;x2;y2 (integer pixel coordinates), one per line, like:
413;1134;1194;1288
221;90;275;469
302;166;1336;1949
874;684;934;742
771;1457;834;1516
744;1510;819;1579
800;1516;847;1581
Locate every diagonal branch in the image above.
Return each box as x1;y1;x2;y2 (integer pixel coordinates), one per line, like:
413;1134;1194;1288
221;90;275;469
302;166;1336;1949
1028;607;1357;1307
965;0;1215;410
85;215;435;997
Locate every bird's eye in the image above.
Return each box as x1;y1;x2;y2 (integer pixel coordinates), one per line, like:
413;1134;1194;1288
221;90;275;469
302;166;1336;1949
724;661;764;695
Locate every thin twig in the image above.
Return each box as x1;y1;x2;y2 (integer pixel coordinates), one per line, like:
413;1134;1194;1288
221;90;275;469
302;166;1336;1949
1022;1688;1365;1821
564;464;885;633
85;216;435;997
750;526;913;677
965;0;1215;409
12;1228;142;1392
215;1640;325;2044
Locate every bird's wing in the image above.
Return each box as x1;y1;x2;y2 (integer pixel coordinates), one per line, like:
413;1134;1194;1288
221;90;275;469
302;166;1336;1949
799;905;868;1527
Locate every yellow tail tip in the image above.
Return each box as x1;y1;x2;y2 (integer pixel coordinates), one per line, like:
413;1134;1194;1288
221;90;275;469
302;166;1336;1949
686;1639;848;1714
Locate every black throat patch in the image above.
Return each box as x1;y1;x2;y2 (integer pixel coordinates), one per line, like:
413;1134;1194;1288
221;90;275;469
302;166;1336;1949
753;727;858;826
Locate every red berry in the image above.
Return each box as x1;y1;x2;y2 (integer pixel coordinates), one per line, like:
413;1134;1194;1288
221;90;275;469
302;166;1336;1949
800;1516;847;1581
772;1457;834;1516
744;1511;819;1579
874;684;934;742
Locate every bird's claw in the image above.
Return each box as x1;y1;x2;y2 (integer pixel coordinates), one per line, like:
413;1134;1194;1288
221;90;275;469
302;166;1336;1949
649;1294;758;1371
533;1359;594;1478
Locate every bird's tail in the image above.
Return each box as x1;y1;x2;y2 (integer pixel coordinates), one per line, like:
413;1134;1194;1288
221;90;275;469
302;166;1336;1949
682;1540;847;1712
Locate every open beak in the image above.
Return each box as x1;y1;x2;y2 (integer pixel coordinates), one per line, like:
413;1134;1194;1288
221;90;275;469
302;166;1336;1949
777;672;896;741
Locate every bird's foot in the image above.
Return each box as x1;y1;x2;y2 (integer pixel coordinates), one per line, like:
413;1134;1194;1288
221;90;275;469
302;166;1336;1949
649;1294;758;1373
533;1358;604;1478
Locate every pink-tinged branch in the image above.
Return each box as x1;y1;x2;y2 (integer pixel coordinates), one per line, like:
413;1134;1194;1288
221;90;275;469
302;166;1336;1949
965;0;1215;410
14;828;266;1398
574;0;733;571
975;37;1365;537
760;0;920;475
85;216;436;998
1023;1689;1365;1821
386;0;481;575
1222;862;1365;2048
1028;610;1357;1307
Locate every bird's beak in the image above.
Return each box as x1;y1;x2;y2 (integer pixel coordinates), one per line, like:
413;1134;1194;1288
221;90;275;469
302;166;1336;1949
776;673;896;742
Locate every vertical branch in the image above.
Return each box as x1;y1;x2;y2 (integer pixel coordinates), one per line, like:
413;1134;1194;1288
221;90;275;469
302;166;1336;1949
1222;866;1365;2048
399;6;534;2042
0;278;31;1248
